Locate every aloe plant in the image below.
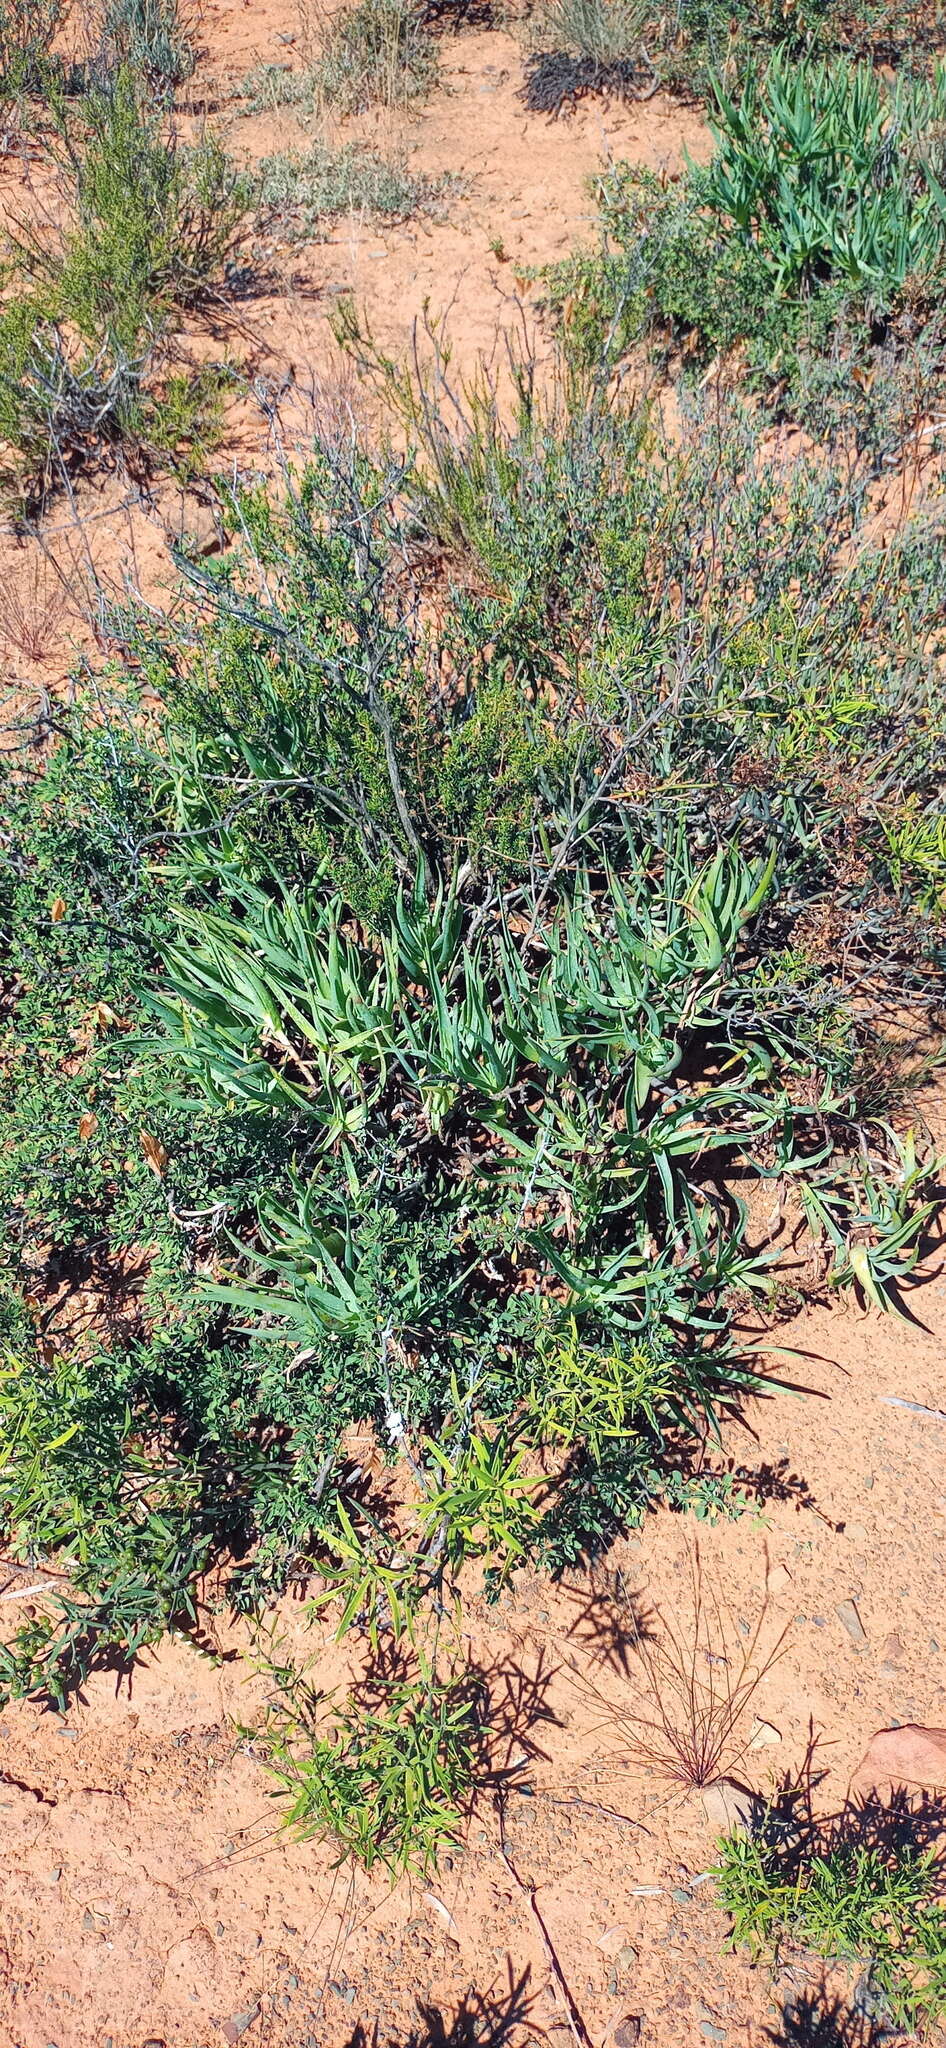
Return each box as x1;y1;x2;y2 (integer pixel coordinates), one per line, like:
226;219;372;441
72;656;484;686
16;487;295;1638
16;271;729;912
704;52;946;299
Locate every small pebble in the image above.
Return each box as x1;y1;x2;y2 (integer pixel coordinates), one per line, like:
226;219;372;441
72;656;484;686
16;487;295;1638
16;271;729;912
836;1598;868;1648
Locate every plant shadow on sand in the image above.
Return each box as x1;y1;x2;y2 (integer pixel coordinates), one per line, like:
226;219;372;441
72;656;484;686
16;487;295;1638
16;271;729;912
342;1962;537;2047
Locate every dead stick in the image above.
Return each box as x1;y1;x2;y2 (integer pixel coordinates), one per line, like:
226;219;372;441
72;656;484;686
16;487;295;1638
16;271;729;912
496;1809;595;2048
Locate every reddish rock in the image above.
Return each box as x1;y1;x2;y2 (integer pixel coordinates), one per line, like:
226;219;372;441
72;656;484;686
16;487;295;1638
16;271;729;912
852;1724;946;1792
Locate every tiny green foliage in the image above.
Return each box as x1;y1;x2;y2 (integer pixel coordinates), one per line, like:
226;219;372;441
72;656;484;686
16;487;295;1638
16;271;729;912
714;1825;946;2036
257;1663;481;1876
529;1319;672;1463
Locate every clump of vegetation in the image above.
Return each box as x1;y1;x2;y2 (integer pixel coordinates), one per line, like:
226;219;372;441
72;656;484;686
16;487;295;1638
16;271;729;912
715;1818;946;2036
313;0;437;112
0;0;69;101
257;140;454;237
580;1569;789;1790
238;60;319;113
1;332;942;1737
520;0;655;114
0;67;247;514
102;0;196;88
548;51;946;456
256;1661;483;1877
702;55;946;299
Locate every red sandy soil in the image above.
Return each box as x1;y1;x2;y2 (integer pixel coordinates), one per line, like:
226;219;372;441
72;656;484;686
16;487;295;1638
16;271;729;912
2;8;946;2045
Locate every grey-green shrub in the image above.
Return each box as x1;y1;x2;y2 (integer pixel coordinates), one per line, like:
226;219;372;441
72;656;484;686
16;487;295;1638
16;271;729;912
315;0;437;112
0;71;247;512
102;0;196;87
257;140;453;235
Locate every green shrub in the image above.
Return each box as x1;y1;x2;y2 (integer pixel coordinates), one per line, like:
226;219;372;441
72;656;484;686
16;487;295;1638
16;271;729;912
703;54;946;301
548;53;946;446
1;360;944;1707
256;1663;482;1876
715;1825;946;2036
315;0;437;112
52;74;248;347
0;70;247;512
0;0;68;99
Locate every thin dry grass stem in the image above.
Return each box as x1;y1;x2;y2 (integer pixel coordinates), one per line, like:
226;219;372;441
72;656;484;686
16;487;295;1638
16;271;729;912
0;544;78;664
573;1548;791;1795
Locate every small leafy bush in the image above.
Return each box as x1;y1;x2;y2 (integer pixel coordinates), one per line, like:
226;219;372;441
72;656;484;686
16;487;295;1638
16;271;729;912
257;1663;482;1877
314;0;437;112
0;0;68;100
551;51;946;450
715;1824;946;2036
703;54;946;300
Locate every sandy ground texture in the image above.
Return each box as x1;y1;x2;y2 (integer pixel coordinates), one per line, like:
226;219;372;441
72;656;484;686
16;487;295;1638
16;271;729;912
1;4;946;2044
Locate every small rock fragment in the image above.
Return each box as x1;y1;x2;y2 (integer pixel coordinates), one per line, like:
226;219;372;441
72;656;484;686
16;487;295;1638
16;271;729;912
700;1778;763;1834
836;1598;868;1648
748;1718;782;1750
844;1522;868;1545
766;1562;792;1596
881;1633;904;1667
220;2008;260;2045
596;1923;630;1956
423;1892;459;1937
613;2020;642;2048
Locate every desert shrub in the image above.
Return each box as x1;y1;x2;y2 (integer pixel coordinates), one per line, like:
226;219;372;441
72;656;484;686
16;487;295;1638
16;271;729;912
257;141;454;236
702;55;946;300
545;54;946;454
1;357;944;1712
0;0;69;100
519;0;654;112
237;61;319;112
50;73;248;343
715;1823;946;2036
102;0;196;88
0;70;247;513
314;0;437;112
527;0;649;63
